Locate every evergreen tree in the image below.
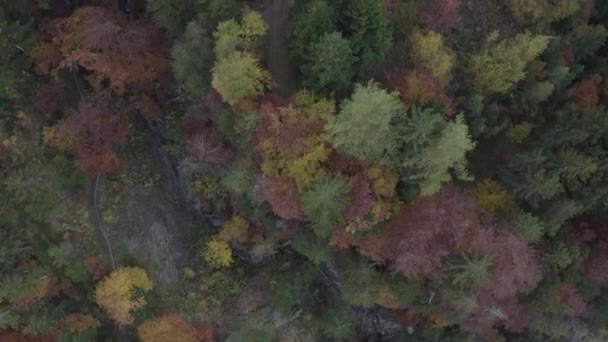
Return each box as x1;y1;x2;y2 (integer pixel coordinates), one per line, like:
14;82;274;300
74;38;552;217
146;0;194;33
300;177;351;238
289;0;338;67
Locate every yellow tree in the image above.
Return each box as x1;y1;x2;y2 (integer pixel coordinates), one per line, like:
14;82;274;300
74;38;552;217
94;267;153;325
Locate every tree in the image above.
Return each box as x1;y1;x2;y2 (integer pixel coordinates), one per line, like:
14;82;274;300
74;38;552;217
211;51;272;106
470;32;549;94
572;77;600;109
146;0;194;33
301;31;356;95
385;69;455;117
444;254;494;289
410;30;455;85
263;176;305;220
474;179;517;213
300;177;351;238
418;0;460;33
327;82;404;163
339;258;383;308
344;0;392;75
95;267;154;325
171;21;214;96
289;0;338;67
181;117;233;165
138;315;201;342
218;216;249;243
504;0;580;24
36;6;170;95
203;237;233;268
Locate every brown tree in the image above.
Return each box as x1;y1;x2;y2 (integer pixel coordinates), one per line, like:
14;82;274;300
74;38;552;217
418;0;460;33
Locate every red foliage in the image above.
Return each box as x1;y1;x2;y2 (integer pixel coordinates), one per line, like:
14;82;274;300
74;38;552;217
195;322;216;342
0;143;7;159
39;6;170;95
322;151;363;177
263;176;305;220
344;174;374;220
551;283;586;316
331;185;542;297
572;77;600;109
418;0;460;33
181;118;233;165
385;69;455;117
33;83;63;115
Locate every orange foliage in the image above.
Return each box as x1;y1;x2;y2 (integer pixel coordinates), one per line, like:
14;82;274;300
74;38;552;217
37;6;170;95
61;313;100;334
386;69;455;117
137;315;202;342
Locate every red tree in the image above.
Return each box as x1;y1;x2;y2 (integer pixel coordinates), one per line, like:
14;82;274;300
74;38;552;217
263;176;305;220
418;0;460;33
34;83;63;115
572;77;601;109
552;283;586;316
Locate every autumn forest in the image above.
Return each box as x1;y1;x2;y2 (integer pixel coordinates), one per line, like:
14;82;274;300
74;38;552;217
3;0;608;341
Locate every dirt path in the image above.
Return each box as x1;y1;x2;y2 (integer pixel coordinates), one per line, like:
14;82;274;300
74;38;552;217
260;0;298;96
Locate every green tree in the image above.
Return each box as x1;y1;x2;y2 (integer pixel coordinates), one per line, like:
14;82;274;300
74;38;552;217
470;32;550;94
344;0;392;76
300;177;351;238
444;254;494;289
504;0;580;24
171;21;214;95
339;258;383;307
301;31;356;95
194;0;239;31
327;82;404;163
147;0;194;33
289;0;338;67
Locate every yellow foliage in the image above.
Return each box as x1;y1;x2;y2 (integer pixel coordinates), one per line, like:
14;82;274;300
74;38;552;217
219;216;249;243
375;283;407;309
474;179;517;213
410;30;455;85
240;10;268;51
367;164;399;199
95;267;154;325
203;237;234;269
61;313;100;334
138;314;199;342
43;126;78;152
292;90;335;121
284;143;329;190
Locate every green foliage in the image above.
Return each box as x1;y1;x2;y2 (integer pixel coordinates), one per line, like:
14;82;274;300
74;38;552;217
470;32;550;94
463;95;486;138
507;122;534;143
399;111;476;195
22;305;63;335
504;0;580;24
214;19;243;59
48;243;88;283
512;211;545;241
327;82;404;163
147;0;194;33
171;21;214;95
344;0;392;75
0;8;37;99
300;177;351;238
410;30;455;85
301;31;356;95
339;259;383;307
565;24;608;64
319;306;354;341
223;159;256;195
444;254;494;289
543;242;581;271
289;0;338;67
292;231;333;265
194;0;239;31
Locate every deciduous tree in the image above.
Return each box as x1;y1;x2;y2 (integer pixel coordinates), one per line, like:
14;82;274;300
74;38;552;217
95;267;153;325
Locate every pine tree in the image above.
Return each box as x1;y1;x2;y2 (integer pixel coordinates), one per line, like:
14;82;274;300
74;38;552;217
146;0;194;33
289;0;338;67
300;177;351;238
172;21;214;95
444;254;494;289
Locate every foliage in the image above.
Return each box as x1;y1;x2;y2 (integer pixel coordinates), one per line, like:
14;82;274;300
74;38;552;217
386;69;455;117
203;237;234;268
300;177;351;238
138;314;200;342
506;122;534;143
444;254;494;289
327;82;404;163
171;21;214;96
511;211;545;242
344;0;392;75
289;0;338;67
211;51;272;106
146;0;194;33
339;258;383;307
263;176;305;220
504;0;581;24
301;31;356;95
48;242;88;283
94;267;153;325
572;78;600;109
470;32;549;94
418;0;460;33
474;179;516;213
218;216;248;243
319;306;354;340
410;30;455;85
